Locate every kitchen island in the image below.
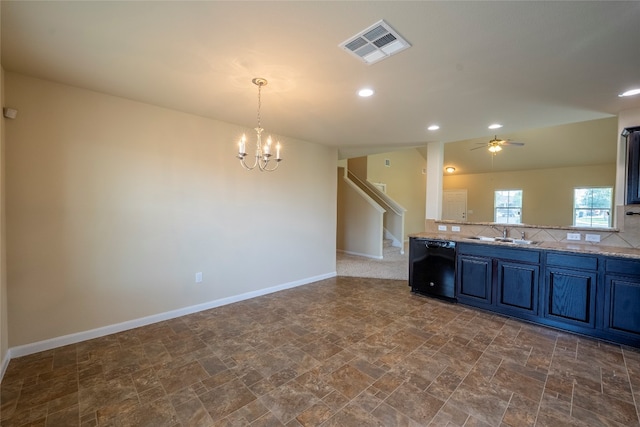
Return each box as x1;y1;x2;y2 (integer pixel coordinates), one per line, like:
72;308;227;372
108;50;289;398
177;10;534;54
410;233;640;348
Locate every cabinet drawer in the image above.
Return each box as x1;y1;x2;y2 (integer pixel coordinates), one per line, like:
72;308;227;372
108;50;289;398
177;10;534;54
605;258;640;276
546;252;598;271
458;243;540;264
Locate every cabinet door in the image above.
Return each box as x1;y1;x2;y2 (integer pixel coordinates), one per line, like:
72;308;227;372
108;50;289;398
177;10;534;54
456;255;492;307
604;275;640;339
626;128;640;204
496;261;539;316
408;238;427;288
544;267;597;328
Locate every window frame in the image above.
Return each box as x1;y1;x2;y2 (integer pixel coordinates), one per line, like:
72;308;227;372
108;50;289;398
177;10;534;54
573;187;613;228
494;189;523;224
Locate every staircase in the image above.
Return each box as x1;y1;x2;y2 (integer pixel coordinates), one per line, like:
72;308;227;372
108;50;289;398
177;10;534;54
337;166;406;259
346;170;406;254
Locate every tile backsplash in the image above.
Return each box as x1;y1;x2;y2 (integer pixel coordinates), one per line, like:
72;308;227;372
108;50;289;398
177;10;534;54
427;205;640;249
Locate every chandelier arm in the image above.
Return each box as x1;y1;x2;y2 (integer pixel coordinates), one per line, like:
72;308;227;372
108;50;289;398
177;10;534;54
259;159;281;172
239;156;258;170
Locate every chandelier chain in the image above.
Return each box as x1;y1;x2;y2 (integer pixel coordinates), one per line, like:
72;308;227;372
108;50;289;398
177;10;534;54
257;82;262;130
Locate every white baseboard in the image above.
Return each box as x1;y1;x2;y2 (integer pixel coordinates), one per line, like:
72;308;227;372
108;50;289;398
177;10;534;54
8;272;337;360
336;249;383;260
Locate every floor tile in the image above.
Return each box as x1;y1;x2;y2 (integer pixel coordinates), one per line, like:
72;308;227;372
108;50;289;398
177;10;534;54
1;276;640;426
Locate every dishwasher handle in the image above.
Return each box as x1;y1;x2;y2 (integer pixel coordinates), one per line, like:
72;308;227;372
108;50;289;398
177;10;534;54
424;240;455;249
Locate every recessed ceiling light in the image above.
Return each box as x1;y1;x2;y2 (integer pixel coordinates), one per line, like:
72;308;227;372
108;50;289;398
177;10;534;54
358;88;374;97
488;123;503;130
428;125;440;131
445;166;456;173
619;88;640;97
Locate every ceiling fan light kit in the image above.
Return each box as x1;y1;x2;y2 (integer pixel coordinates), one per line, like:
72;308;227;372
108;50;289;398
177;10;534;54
488;143;502;153
471;135;525;155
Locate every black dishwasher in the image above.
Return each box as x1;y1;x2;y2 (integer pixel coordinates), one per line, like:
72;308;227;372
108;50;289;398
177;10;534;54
409;237;457;302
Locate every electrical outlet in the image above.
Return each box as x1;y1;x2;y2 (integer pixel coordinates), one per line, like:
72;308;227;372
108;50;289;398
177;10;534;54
585;234;601;243
567;233;581;241
452;226;461;232
195;272;203;283
438;225;447;231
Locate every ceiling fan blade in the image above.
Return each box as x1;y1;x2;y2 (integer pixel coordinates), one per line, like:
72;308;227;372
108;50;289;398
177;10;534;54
470;135;524;152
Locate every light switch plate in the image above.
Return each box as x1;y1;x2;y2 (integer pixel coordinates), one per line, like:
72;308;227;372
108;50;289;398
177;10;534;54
438;225;447;231
567;233;581;241
452;226;461;232
585;234;601;243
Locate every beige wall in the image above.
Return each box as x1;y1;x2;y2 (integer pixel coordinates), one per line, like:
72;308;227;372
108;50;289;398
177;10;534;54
347;157;367;181
0;2;7;371
1;65;8;370
443;164;616;226
5;73;337;347
367;149;427;238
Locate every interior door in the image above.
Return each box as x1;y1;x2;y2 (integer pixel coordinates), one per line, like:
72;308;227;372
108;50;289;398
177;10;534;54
443;190;467;221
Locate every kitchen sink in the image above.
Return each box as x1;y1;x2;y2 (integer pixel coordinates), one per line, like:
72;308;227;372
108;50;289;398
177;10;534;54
465;236;539;245
508;238;539;245
466;236;497;241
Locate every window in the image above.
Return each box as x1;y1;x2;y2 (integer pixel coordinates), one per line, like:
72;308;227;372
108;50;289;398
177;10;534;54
494;190;522;224
574;187;612;228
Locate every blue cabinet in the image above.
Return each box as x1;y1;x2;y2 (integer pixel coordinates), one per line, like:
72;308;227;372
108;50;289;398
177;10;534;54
604;257;640;343
625;126;640;204
453;241;640;347
497;260;539;316
456;243;540;319
544;266;597;329
457;254;492;307
543;251;599;331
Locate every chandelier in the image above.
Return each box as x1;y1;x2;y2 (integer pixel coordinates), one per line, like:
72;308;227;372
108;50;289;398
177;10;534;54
236;78;282;171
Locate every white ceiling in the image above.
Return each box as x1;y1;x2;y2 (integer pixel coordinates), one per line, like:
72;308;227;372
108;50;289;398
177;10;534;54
2;1;640;160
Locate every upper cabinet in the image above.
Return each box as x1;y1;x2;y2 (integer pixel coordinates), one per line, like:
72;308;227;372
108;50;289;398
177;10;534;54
626;126;640;204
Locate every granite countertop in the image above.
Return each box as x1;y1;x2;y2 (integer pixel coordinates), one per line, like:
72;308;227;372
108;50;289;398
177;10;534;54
409;232;640;260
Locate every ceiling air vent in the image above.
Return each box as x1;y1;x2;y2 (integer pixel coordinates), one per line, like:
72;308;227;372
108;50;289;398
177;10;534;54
339;20;411;65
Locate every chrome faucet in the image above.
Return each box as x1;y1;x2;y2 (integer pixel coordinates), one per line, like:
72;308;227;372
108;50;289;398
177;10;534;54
491;225;508;238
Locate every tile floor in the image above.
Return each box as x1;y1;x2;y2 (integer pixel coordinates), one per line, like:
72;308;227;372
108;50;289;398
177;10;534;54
1;276;640;426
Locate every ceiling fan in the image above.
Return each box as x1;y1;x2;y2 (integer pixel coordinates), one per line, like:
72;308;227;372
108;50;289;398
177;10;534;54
471;135;525;153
